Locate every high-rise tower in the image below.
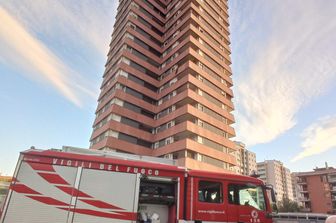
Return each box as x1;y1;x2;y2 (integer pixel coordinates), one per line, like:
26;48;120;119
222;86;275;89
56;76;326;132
257;160;294;201
90;0;237;172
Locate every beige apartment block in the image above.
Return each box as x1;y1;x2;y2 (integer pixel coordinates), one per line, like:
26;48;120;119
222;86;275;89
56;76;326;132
90;0;237;172
257;160;294;202
234;141;257;175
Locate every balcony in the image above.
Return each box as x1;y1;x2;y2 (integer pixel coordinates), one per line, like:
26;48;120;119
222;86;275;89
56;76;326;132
299;186;308;192
297;180;307;185
329;176;336;182
299;197;310;202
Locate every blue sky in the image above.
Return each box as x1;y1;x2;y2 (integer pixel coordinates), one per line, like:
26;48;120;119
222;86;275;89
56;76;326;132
0;1;335;175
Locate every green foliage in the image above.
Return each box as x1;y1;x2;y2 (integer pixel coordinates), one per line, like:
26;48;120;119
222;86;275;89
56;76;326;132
0;188;9;195
271;203;278;212
277;197;302;212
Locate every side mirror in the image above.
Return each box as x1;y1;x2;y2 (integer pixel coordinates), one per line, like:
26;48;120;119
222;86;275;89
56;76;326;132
265;184;278;213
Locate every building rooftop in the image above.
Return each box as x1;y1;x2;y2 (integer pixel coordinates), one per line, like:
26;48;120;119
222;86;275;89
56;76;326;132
294;167;336;177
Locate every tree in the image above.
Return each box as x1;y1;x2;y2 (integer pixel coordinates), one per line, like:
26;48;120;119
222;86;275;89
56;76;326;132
277;197;302;212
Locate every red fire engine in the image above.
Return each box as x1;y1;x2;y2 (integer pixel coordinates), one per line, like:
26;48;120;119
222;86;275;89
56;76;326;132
0;148;275;223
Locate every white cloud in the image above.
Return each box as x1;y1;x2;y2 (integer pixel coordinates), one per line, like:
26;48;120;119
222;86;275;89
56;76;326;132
0;7;83;106
1;0;118;57
292;116;336;162
0;1;118;107
230;1;336;146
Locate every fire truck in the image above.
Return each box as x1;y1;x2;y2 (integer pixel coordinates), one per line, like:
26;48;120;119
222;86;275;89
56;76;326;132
0;148;276;223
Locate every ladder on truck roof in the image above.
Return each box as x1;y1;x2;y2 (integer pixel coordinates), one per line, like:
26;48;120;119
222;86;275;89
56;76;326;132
60;146;178;166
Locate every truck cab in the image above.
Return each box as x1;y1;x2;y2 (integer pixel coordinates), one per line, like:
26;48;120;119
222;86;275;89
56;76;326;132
186;170;273;223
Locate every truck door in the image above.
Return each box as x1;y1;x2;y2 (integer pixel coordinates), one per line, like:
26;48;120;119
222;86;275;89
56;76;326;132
227;183;268;223
71;169;140;223
193;178;227;222
1;161;78;223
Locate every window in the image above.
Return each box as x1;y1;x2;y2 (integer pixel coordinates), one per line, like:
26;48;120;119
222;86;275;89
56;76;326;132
228;184;266;211
198;181;222;203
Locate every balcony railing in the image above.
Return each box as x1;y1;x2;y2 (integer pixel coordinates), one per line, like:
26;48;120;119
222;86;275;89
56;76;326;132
297;180;307;184
299;197;310;202
329;176;336;182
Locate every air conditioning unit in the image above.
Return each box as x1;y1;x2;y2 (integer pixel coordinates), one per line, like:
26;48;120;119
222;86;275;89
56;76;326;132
131;2;139;9
125;33;134;40
172;42;179;49
169;78;177;85
130;12;138;19
171;65;178;72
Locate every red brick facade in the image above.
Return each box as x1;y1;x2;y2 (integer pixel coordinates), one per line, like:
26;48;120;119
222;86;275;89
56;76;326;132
90;0;236;172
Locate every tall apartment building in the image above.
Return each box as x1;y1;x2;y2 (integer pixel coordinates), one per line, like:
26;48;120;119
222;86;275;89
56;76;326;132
291;173;300;203
90;0;237;172
234;141;257;175
257;160;294;202
292;165;336;214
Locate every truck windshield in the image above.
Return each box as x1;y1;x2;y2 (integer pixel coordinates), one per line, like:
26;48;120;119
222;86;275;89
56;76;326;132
229;184;266;211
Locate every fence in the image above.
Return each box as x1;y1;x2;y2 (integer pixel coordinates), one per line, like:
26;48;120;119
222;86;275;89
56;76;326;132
273;213;330;223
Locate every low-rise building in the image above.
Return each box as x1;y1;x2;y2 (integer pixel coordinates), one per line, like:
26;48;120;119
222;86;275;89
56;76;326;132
257;160;293;202
292;164;336;214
